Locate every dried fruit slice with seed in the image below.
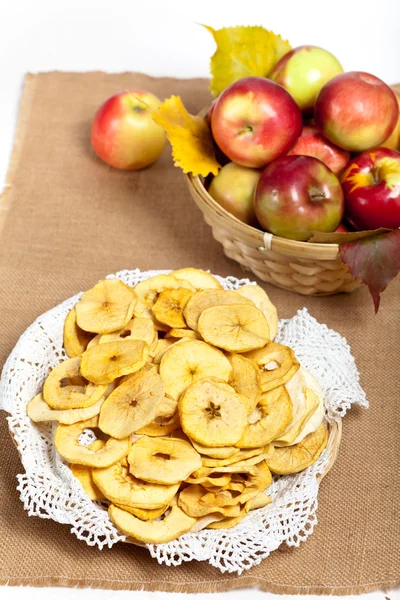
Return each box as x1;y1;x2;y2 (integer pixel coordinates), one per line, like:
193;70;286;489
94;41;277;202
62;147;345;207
183;289;253;331
54;416;130;467
151;288;194;328
27;392;105;424
244;343;299;392
75;279;137;334
273;387;319;446
178;485;242;517
198;304;270;352
165;328;201;340
99;369;164;438
160;340;231;400
99;317;156;348
235;285;278;340
80;340;149;385
93;461;179;508
43;357;107;409
109;504;196;543
179;377;247;446
63;308;94;357
190;439;240;460
172;268;223;290
235;385;292;448
268;424;328;474
227;353;261;414
128;436;201;485
70;440;105;500
133;274;196;320
114;504;168;520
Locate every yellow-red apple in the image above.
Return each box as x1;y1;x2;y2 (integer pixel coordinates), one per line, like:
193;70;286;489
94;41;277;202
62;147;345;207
289;125;350;174
270;46;343;112
314;72;399;152
91;91;166;170
211;77;302;169
381;91;400;150
208;162;261;225
254;155;344;240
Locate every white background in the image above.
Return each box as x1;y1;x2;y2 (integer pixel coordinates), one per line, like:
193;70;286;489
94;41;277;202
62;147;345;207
0;0;399;598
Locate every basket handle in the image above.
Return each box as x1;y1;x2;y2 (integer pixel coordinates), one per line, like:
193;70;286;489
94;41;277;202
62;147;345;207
258;232;273;252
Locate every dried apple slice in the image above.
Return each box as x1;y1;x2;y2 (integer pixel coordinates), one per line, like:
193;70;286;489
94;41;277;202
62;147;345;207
27;392;105;424
63;308;94;357
232;459;273;491
183;289;253;331
198;304;270;352
206;513;247;529
135;412;181;437
160;340;231;400
151;288;194;328
235;284;279;340
75;279;137;334
80;340;149;384
54;416;130;467
70;440;105;500
195;451;272;476
114;504;168;520
99;369;164;438
171;268;223;290
179;377;247;447
248;492;272;511
93;461;179;509
165;328;201;340
43;357;107;409
273;387;320;446
186;472;232;488
199;485;259;508
235;386;293;448
132;274;195;320
190;440;240;460
244;343;300;392
109;504;196;543
268;424;328;474
128;437;202;485
227;353;261;414
150;338;176;364
178;485;242;518
288;369;325;445
99;317;156;348
201;445;269;468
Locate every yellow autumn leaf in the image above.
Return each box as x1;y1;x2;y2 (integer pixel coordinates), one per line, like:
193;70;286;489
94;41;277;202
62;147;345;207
204;25;291;97
152;96;220;177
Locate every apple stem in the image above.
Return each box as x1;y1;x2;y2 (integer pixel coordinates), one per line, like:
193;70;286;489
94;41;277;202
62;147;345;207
310;192;326;201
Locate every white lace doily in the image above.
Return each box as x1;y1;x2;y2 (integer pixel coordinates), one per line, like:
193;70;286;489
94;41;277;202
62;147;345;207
0;269;367;574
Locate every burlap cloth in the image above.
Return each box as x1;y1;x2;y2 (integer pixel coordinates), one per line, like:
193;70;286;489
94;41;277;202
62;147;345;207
0;72;398;594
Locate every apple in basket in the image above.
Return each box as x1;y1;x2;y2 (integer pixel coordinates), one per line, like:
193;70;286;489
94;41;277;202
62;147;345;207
210;76;302;168
91;91;166;170
314;72;399;152
254;155;344;241
341;147;400;230
289;125;350;174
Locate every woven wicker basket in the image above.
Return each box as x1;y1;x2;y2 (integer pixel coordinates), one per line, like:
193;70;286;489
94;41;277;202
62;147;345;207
186;173;361;296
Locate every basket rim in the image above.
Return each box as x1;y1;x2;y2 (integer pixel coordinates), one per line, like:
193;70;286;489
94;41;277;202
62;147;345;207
186;172;341;260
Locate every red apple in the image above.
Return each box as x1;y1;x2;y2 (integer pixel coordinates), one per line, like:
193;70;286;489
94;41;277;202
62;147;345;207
341;148;400;230
254;155;344;240
270;46;343;112
211;77;302;168
289;125;350;174
208;162;261;225
314;72;399;152
91;91;166;170
381;91;400;150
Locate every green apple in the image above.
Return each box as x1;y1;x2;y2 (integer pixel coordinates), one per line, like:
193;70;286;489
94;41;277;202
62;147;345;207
270;46;343;112
208;162;261;225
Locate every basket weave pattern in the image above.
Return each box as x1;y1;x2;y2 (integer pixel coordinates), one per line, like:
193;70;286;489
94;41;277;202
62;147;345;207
187;173;361;296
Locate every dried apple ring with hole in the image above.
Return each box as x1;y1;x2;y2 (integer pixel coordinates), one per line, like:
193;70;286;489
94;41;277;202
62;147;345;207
235;386;293;448
27;392;105;424
198;304;270;353
109;504;196;544
98;369;164;439
63;308;95;358
80;340;149;385
92;461;179;509
178;485;242;518
227;353;261;414
54;416;130;467
235;284;278;340
171;268;222;290
179;377;247;447
127;436;202;485
151;288;194;328
132;274;195;320
160;340;231;401
43;356;107;410
268;424;328;474
244;342;300;392
183;289;253;331
99;317;156;348
75;279;137;334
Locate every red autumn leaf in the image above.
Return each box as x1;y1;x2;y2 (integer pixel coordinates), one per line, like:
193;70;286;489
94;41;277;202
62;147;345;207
339;229;400;312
